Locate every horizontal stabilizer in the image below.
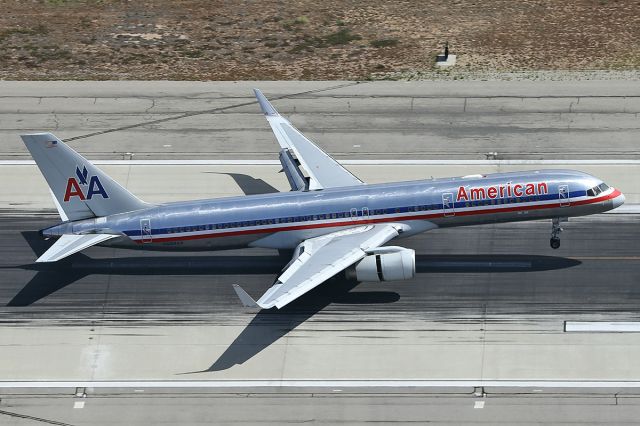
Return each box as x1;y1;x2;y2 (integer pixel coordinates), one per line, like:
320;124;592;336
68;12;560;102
36;233;118;263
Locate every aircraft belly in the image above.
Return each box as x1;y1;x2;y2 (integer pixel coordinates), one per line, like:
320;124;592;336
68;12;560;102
434;201;608;228
249;226;349;249
116;233;264;251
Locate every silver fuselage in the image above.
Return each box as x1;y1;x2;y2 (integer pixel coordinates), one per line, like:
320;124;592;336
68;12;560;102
41;169;625;252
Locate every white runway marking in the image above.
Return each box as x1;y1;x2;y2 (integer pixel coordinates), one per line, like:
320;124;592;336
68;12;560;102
474;401;485;409
3;159;640;166
565;322;640;332
5;380;640;389
73;401;84;409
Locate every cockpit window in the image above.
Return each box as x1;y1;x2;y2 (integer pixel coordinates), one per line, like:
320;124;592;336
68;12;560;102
587;183;609;197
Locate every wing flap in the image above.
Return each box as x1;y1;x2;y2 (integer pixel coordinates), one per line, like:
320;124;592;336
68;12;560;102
36;233;118;263
237;224;402;309
279;149;308;191
254;89;364;190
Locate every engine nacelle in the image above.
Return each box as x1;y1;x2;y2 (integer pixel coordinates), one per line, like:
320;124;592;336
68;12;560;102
345;247;415;282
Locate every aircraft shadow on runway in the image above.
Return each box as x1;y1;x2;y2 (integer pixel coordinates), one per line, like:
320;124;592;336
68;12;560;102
11;231;582;372
207;172;279;195
10;231;581;309
199;255;584;373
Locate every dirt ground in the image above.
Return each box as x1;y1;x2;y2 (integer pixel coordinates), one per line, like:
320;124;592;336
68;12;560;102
0;0;639;80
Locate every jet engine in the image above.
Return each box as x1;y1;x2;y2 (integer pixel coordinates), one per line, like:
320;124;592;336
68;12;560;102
345;247;415;282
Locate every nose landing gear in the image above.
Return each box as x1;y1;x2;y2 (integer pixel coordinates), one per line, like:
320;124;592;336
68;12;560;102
550;217;563;249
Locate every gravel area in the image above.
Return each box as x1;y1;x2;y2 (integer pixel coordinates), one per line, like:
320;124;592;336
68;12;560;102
0;0;638;80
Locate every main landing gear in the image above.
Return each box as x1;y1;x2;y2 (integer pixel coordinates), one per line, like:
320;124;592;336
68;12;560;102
550;217;563;249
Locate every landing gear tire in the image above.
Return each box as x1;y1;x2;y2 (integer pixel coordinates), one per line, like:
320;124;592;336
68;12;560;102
550;218;564;250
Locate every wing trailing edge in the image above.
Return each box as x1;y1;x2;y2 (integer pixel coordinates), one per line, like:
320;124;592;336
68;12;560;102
253;89;364;191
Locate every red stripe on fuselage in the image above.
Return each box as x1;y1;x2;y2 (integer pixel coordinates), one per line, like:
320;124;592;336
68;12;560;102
135;189;621;244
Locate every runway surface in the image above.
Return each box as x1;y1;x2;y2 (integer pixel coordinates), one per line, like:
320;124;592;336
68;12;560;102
3;214;640;321
1;213;639;382
1;80;639;423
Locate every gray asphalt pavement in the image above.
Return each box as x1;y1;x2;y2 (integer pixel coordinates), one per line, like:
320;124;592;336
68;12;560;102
2;80;639;160
2;215;638;323
1;79;639;424
4;390;640;425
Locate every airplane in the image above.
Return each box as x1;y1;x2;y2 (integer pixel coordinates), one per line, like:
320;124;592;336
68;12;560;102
22;89;625;309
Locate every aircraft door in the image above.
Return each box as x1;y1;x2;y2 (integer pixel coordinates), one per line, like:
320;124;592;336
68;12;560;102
350;208;358;221
362;207;369;220
140;218;152;243
558;184;570;207
442;193;455;217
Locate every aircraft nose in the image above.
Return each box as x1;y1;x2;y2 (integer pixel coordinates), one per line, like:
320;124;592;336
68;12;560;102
612;190;625;209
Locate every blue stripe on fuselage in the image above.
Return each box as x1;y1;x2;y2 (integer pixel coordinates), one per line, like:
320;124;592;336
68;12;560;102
122;189;587;238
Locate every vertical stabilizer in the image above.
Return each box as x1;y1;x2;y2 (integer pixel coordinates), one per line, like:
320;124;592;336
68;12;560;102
22;133;149;221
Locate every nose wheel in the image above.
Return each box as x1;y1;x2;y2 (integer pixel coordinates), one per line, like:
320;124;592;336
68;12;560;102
550;218;563;249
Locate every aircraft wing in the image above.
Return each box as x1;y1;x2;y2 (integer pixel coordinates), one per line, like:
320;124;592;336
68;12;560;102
233;223;402;309
36;233;118;263
254;89;364;191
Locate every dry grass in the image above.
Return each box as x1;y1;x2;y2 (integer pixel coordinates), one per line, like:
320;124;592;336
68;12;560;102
0;0;638;80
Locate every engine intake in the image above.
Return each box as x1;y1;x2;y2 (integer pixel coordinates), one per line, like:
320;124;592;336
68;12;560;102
346;247;415;282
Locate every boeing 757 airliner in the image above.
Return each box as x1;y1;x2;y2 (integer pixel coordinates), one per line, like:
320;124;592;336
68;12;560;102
22;89;625;309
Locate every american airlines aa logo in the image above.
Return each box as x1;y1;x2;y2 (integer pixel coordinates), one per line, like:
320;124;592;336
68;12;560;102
63;166;109;202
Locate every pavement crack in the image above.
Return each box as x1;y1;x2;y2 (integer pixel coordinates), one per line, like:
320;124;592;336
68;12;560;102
145;98;156;114
0;409;75;426
62;81;366;142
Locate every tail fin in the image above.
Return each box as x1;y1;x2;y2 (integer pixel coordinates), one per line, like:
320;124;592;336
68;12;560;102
22;133;149;221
